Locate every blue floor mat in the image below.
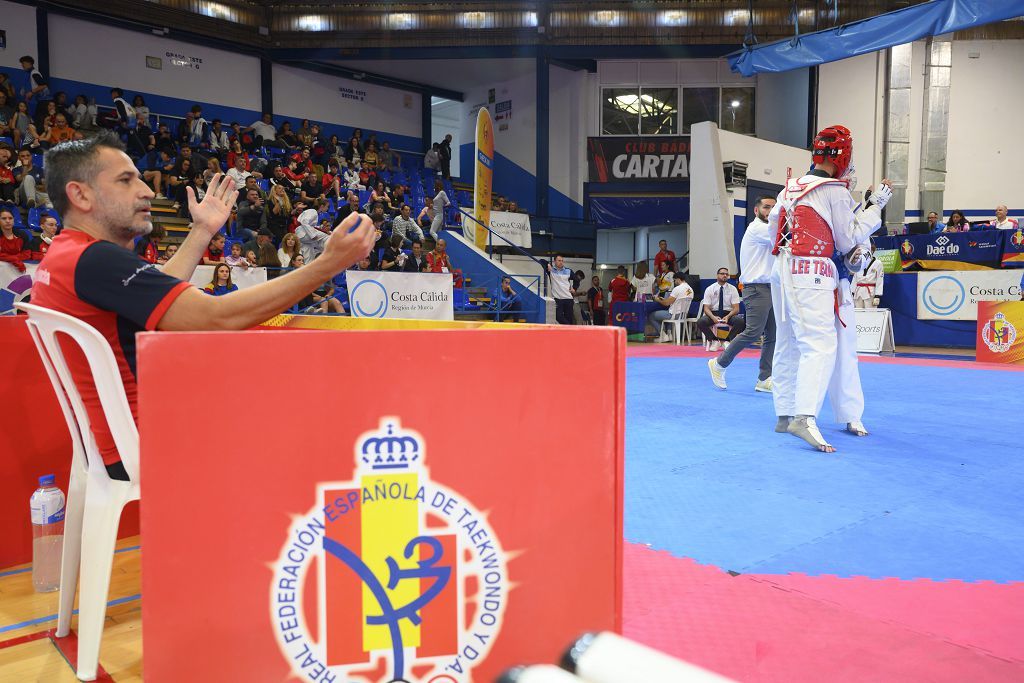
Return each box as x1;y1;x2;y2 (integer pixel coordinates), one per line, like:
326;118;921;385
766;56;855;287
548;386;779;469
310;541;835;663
625;356;1024;582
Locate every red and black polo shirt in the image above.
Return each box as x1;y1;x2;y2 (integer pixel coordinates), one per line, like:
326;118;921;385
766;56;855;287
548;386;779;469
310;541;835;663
31;229;191;465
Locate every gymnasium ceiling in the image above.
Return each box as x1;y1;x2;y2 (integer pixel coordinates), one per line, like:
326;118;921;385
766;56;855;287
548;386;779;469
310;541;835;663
44;0;1024;54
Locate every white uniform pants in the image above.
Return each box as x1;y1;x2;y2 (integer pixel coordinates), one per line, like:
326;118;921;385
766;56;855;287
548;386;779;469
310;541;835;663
828;279;864;423
771;261;837;419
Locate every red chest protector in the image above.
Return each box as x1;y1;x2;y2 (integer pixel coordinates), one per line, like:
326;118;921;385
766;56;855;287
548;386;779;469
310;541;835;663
773;176;847;257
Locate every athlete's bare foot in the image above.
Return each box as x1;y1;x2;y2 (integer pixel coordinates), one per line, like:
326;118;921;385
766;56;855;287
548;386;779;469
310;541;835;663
787;416;836;453
846;420;869;436
775;415;792;433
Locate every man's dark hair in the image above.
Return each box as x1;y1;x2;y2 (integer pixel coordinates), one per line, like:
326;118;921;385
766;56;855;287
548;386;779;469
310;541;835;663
659;239;667;245
44;131;126;217
617;265;626;274
19;56;35;66
411;240;422;248
110;87;122;98
191;105;202;114
755;196;772;209
212;118;221;125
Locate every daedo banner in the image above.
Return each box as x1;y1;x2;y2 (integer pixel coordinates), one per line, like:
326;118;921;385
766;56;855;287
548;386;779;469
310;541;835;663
347;271;454;320
916;270;1023;321
587;136;690;183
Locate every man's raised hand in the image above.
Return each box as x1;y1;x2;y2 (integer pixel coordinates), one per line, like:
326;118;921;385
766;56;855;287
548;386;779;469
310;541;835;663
187;173;238;237
320;212;376;273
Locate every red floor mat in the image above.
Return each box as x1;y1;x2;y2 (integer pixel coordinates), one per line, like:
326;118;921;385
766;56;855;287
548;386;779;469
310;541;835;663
622;542;1024;682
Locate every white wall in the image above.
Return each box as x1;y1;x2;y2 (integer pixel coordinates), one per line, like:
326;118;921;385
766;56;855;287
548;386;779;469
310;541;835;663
0;0;37;69
549;65;589;206
457;60;536;175
755;68;809;149
48;15;261;111
945;40;1024;215
272;63;421;143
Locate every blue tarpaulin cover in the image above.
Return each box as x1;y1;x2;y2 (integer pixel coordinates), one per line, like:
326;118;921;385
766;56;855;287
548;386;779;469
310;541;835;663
728;0;1024;76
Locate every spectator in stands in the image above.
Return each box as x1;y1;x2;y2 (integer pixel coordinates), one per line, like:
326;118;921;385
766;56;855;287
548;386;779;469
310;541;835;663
438;134;453;179
403;240;428;272
630;262;655;302
371;182;398;216
547;254;576;325
697;267;745;350
154;123;176;155
241;175;265;203
0;73;15;100
244;113;276;150
344;136;362;166
296;207;329;262
380;141;400;171
508;200;525;214
426;238;455;276
133;225;165;264
226;140;249;171
42;113;82;148
33;100;58;137
208;119;229;157
0;92;14;143
276;121;299;150
14;147;51;208
257;242;281;273
202;233;226;265
588;275;607;325
655;259;674;296
322;160;343;202
993;205;1018;230
297;119;314;149
431;179;451;240
168;157;195;210
945;210;970;232
0;206;29;272
237;188;268;238
125;117;155;160
608;265;631;308
283;158;307;188
30;213;60;260
363;142;381;171
424;143;441;173
648;272;694;341
418;196;434;232
267;183;292;240
927;211;946;233
292;146;314;176
132;95;150;128
498;276;521;320
654;240;676;273
300;172;324;205
336;191;360;222
380;233;407;271
162;243;178;261
227;155;253;190
19;56;50;108
0;144;15;204
495;195;508;211
176;111;194;146
11;101;36;148
392;204;424;244
69;95;90;130
342;160;361;190
242;227;273;259
203;263;238;296
291;253;306;268
225;242;252;269
278;232;300;268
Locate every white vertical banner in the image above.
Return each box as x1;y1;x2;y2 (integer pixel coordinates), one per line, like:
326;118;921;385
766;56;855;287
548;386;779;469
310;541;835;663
346;271;454;320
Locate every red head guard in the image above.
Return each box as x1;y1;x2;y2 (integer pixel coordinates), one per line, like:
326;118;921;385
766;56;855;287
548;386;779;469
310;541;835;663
812;125;853;178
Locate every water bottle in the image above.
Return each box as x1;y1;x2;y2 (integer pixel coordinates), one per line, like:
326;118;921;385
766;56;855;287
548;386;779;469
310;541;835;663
30;474;65;593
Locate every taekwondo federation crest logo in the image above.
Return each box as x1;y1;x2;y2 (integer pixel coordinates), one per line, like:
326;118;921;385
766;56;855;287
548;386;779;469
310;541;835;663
981;312;1017;353
900;239;914;257
271;418;509;682
1011;229;1024;248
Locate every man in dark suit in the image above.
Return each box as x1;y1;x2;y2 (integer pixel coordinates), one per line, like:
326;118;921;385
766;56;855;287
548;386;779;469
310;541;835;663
336;191;361;222
403;240;428;272
438;134;452;180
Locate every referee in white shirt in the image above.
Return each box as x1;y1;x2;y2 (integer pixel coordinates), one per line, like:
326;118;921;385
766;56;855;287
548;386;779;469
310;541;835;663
708;196;777;392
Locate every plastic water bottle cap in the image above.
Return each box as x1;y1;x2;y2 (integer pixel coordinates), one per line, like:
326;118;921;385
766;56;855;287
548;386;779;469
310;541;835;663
39;474;55;486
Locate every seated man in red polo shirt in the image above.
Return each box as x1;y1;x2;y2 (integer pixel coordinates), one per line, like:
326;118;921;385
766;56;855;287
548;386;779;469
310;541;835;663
31;132;376;480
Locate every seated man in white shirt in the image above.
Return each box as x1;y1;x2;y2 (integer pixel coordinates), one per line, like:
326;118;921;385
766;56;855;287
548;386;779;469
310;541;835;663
696;267;745;351
647;272;694;341
993;205;1019;230
226;156;252;190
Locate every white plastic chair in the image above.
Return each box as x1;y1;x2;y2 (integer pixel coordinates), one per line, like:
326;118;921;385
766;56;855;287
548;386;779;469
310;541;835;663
17;303;140;682
658;298;692;345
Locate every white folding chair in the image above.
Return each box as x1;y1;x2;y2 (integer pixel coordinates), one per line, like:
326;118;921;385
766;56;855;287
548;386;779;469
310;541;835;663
17;303;140;682
658;298;692;345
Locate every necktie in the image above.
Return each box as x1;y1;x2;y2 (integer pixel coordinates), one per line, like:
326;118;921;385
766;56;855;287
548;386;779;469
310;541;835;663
718;285;724;314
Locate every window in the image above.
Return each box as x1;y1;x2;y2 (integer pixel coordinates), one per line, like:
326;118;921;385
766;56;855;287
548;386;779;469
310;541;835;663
639;88;678;135
602;87;678;136
602;88;641;135
721;87;755;135
682;88;719;133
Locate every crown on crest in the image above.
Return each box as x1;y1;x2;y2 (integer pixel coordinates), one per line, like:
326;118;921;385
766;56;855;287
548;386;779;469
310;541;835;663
357;418;421;471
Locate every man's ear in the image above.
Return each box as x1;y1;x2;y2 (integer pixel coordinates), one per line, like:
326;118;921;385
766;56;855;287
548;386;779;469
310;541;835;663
64;180;92;213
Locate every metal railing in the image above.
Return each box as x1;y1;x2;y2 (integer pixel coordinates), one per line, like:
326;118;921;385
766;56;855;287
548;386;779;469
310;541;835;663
454;273;542;322
456;207;549;297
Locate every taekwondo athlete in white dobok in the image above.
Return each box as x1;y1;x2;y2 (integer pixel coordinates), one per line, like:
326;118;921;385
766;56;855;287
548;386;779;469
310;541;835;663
851;244;885;308
767;124;892;452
